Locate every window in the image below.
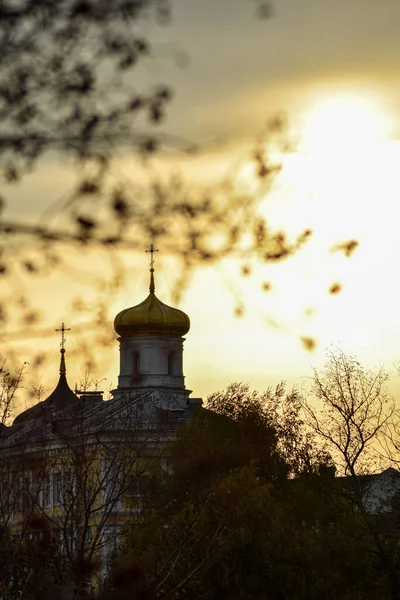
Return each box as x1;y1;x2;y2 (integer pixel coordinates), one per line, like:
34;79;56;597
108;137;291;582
63;470;73;504
85;526;92;544
85;487;94;510
168;351;176;375
103;525;122;563
14;478;22;512
102;456;123;512
133;352;140;375
53;472;61;505
127;476;141;498
0;477;10;511
43;474;51;507
22;477;31;512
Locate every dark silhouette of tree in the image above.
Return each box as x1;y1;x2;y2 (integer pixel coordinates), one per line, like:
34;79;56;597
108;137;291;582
302;349;394;477
0;0;284;260
105;383;390;600
302;350;400;600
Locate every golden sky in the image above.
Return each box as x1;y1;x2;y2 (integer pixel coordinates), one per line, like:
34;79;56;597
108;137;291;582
6;0;400;409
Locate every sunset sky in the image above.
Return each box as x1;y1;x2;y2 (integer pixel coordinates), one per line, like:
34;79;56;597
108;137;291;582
6;0;400;408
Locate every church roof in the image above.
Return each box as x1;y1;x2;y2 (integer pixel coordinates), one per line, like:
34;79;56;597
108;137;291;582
13;347;78;426
114;267;190;338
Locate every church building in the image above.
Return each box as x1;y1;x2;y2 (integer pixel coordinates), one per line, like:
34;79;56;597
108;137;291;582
8;247;201;430
0;249;202;588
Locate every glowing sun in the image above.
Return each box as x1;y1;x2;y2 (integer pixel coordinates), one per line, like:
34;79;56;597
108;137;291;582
300;93;391;155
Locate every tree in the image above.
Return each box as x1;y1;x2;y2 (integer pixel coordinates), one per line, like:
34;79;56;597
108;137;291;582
0;361;26;425
0;1;284;267
206;381;330;476
0;386;177;599
302;349;394;477
108;383;389;600
1;377;396;599
302;350;400;600
0;0;172;176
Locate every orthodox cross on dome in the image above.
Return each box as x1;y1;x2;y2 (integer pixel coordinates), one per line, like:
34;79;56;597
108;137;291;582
146;243;159;293
56;322;71;350
146;243;159;269
55;323;71;375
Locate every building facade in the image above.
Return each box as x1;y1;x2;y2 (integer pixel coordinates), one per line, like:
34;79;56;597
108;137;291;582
0;259;202;592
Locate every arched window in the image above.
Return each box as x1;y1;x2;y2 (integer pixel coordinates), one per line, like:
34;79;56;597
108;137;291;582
133;352;141;375
168;351;176;375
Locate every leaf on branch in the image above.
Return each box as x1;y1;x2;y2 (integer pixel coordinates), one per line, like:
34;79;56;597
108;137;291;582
101;236;119;245
112;193;129;219
234;304;244;317
297;229;313;245
149;102;163;123
23;261;37;273
128;96;144;111
155;86;172;102
23;311;39;325
141;138;158;153
4;166;18;182
79;181;99;195
300;336;316;352
264;248;290;262
76;216;96;231
254;219;266;247
329;283;342;295
331;239;359;257
119;53;137;70
134;38;150;55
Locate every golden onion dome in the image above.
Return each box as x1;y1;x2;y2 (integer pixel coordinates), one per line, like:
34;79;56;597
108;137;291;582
114;268;190;338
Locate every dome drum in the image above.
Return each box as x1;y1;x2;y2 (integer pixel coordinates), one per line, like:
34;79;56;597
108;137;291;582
111;263;190;401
